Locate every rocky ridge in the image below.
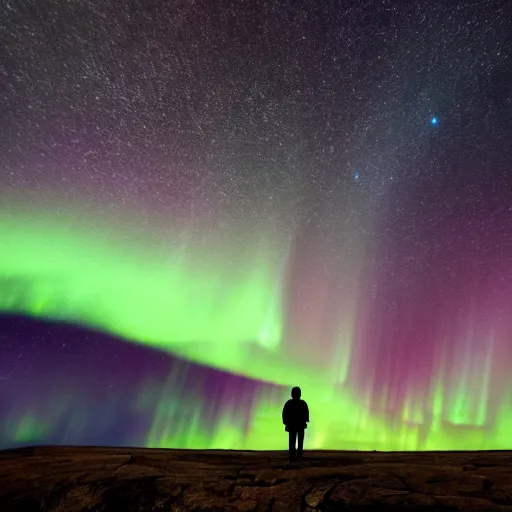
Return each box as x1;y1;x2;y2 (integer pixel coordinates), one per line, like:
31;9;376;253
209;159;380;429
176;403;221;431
2;446;512;511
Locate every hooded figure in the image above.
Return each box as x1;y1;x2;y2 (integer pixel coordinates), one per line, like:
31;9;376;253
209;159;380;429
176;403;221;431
282;387;309;461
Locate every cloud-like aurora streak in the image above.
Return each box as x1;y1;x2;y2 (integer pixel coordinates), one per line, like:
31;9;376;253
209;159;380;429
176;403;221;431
3;212;303;381
2;201;512;451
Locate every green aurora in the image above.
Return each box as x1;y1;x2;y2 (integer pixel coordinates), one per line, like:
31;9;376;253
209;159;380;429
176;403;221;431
2;205;511;450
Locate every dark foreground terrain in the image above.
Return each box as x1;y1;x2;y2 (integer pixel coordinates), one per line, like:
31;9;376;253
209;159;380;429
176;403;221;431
2;446;512;511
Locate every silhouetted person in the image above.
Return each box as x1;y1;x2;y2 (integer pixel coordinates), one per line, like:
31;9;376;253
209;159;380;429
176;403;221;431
282;386;309;461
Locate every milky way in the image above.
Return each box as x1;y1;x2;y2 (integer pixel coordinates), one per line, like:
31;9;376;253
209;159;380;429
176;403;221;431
1;0;512;450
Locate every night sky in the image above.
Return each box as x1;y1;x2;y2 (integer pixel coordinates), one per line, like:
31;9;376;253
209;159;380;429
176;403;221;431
1;0;512;450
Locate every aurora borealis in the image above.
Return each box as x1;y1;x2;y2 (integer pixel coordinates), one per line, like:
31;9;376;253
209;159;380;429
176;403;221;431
1;0;512;451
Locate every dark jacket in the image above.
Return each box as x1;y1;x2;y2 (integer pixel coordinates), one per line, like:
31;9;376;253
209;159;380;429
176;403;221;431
282;398;309;431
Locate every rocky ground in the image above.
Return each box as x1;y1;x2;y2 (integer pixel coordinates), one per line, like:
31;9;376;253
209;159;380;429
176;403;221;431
2;446;512;511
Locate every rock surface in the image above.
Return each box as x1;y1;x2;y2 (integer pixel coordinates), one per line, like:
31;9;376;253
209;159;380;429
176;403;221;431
2;446;512;511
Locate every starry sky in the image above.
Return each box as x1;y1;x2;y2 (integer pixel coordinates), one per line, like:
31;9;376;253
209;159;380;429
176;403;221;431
1;0;512;450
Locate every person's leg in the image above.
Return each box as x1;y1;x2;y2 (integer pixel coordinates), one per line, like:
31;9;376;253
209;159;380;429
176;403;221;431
288;430;297;461
297;429;305;459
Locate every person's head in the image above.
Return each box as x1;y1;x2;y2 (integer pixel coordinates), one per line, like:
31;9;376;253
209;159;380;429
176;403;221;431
291;387;301;400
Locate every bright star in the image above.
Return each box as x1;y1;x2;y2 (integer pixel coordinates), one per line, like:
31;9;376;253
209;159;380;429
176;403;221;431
431;116;438;125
